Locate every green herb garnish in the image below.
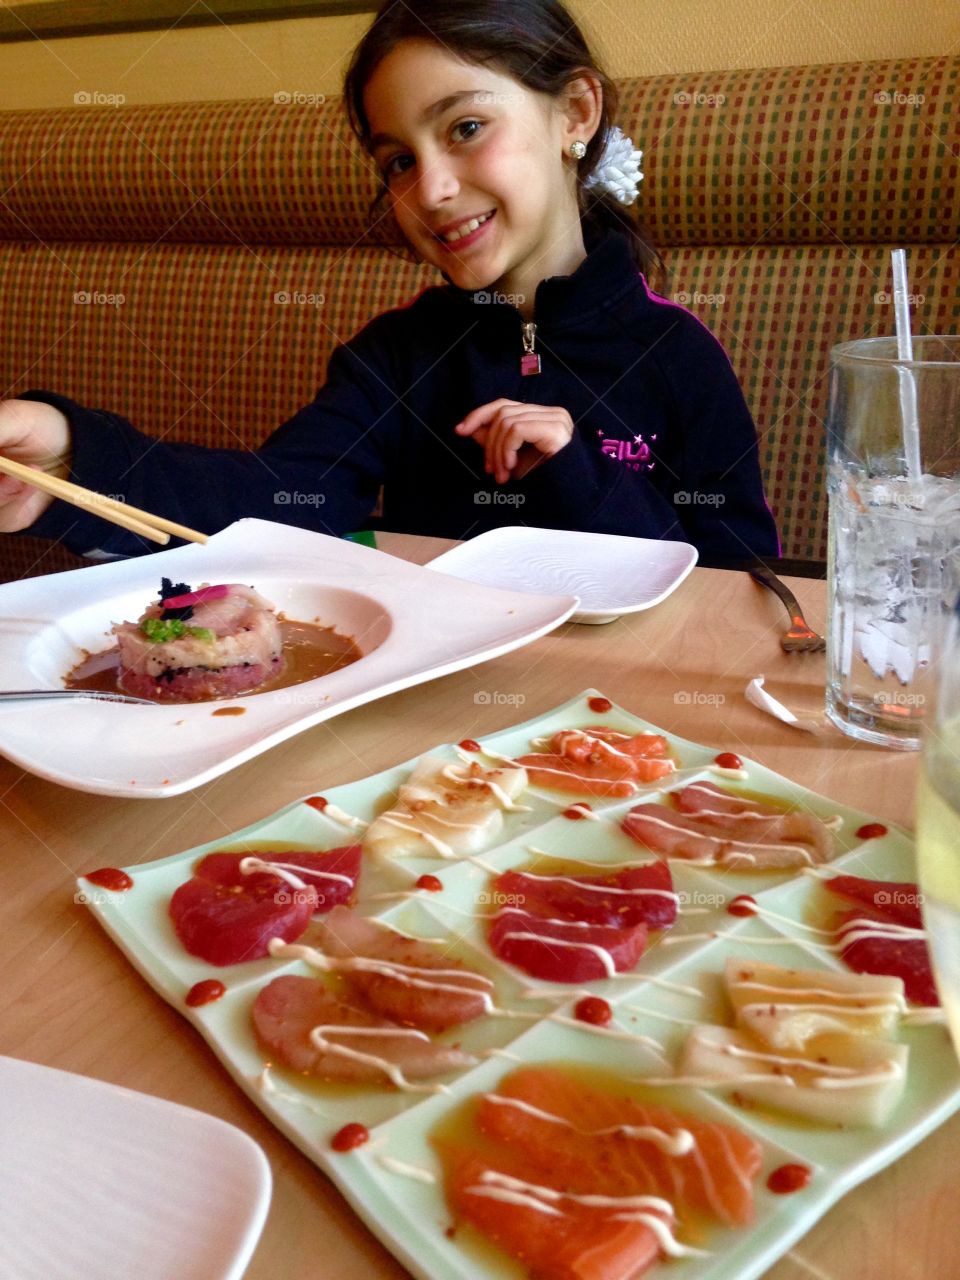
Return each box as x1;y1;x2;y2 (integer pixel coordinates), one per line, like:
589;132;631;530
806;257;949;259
140;618;214;643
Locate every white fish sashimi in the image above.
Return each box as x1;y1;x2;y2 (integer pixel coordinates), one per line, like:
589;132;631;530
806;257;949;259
363;755;528;858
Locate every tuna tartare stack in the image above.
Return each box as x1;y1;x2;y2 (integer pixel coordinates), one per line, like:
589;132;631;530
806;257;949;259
115;578;284;702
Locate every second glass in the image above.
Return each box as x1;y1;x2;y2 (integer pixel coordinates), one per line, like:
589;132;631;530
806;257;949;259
825;336;960;749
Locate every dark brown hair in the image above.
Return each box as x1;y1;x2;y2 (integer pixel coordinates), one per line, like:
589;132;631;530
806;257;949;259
343;0;662;282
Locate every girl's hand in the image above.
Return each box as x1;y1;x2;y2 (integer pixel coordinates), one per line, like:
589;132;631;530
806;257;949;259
455;399;574;485
0;399;72;531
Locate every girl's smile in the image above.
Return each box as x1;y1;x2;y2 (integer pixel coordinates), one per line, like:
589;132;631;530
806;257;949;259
364;40;595;310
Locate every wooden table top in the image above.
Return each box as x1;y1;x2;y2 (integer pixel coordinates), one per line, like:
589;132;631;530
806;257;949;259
0;532;953;1280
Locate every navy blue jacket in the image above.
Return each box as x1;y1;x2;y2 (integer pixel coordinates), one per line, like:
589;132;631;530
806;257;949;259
25;232;778;560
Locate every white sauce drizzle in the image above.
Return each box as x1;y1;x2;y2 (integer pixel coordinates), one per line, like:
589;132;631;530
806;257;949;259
507;870;679;904
307;1025;453;1093
481;1093;695;1154
375;1155;437;1184
309;801;368;830
239;855;354;888
255;1064;331;1116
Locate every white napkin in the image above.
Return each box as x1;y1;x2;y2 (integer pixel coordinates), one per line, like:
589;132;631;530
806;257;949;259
745;676;823;735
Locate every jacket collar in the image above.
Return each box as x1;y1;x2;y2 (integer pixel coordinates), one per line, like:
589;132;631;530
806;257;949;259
441;230;640;328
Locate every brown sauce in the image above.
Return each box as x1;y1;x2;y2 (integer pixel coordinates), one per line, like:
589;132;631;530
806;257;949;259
65;619;362;705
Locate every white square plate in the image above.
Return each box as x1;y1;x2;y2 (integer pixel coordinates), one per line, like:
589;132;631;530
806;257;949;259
0;519;577;797
79;691;960;1280
426;526;698;623
1;1054;271;1280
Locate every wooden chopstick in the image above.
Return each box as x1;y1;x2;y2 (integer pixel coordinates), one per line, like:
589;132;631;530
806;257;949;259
0;454;207;545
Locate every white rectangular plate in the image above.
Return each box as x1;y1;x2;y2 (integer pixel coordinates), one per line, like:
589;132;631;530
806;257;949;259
426;526;698;623
79;691;960;1280
0;519;577;797
1;1054;271;1280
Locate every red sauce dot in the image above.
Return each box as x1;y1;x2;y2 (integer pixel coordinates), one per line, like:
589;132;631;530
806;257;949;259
588;696;612;713
305;796;328;812
186;979;226;1007
458;739;482;752
575;996;613;1026
415;874;443;892
714;752;743;770
856;822;887;840
727;895;758;917
563;803;592;820
767;1163;812;1194
331;1122;369;1152
85;867;134;891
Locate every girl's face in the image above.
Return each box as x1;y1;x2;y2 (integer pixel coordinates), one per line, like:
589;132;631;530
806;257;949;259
364;40;592;306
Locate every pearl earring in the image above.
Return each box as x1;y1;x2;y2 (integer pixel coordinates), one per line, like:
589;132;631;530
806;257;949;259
569;140;587;160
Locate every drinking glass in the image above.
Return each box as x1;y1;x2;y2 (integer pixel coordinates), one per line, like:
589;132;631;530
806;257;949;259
825;336;960;749
916;597;960;1048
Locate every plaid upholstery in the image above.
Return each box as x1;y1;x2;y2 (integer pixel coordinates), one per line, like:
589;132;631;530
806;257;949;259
0;55;957;578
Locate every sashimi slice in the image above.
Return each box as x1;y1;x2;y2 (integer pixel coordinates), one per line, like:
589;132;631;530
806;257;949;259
675;782;834;862
834;912;939;1006
315;906;494;1031
488;907;647;982
622;801;830;869
724;957;904;1049
477;1066;763;1227
252;974;475;1082
824;875;924;929
170;853;322;965
679;1024;908;1127
492;862;677;930
516;728;675;798
199;846;361;912
439;1145;667;1280
362;755;528;858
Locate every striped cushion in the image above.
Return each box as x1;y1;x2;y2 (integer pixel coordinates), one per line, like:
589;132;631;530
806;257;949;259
0;54;957;579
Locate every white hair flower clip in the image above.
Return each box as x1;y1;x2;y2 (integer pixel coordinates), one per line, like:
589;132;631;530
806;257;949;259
583;126;644;206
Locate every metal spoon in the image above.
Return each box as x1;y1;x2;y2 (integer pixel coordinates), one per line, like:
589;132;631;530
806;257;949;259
0;689;158;705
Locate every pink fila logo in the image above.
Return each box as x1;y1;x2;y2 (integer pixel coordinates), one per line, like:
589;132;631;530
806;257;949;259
596;430;656;472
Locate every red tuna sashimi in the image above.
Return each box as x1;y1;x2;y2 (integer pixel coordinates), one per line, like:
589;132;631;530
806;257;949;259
622;801;831;870
824;874;923;929
493;861;677;930
488;907;647;982
315;906;493;1031
823;875;937;1004
478;1066;763;1228
835;915;938;1006
252;975;475;1082
198;846;361;913
439;1146;666;1280
170;854;323;965
515;728;675;798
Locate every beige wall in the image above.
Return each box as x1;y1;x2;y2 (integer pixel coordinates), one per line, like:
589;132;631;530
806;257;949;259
0;0;957;111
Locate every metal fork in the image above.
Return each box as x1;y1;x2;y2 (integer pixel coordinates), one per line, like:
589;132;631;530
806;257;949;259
749;563;826;653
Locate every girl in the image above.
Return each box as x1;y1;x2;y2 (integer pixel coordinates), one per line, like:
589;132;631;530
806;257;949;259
0;0;778;561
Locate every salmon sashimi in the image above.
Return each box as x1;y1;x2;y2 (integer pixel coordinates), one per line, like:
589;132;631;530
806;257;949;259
439;1145;669;1280
252;974;476;1083
622;788;833;870
476;1066;763;1228
488;907;647;982
492;862;678;930
315;906;494;1031
516;728;676;798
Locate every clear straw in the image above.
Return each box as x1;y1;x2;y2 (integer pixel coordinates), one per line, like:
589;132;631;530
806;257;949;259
891;248;922;481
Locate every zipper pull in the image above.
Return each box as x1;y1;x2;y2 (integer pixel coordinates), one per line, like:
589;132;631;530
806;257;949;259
520;321;541;376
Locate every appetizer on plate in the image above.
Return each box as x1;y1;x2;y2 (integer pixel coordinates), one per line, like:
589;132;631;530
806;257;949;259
823;874;939;1005
362;755;529;859
435;1064;763;1278
677;957;909;1126
169;846;361;965
515;726;676;797
623;781;835;869
115;580;284;701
